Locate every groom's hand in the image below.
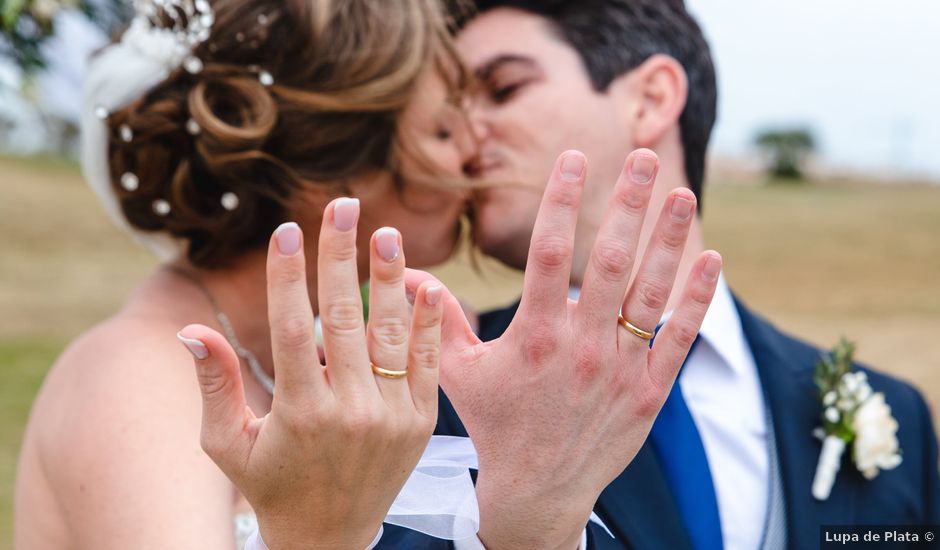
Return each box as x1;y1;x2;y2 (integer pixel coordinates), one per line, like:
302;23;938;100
408;150;721;550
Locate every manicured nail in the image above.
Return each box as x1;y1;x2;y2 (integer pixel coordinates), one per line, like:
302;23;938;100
560;152;585;182
426;285;443;306
177;332;209;360
702;252;722;282
671;196;694;222
274;222;301;255
375;227;400;262
631;154;656;184
333;198;360;231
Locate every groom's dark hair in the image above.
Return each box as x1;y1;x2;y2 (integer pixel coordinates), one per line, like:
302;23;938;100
470;0;717;206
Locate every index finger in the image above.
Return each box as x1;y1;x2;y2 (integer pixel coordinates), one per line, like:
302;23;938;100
517;150;586;323
266;222;328;403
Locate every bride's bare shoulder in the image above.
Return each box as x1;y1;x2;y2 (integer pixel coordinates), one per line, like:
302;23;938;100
28;307;206;462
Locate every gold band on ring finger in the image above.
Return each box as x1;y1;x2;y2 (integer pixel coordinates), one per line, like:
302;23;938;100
371;362;408;379
617;315;655;340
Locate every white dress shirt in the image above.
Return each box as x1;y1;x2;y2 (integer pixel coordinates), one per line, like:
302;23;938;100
678;276;770;550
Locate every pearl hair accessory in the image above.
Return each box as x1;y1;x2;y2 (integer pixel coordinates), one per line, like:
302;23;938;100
120;172;140;191
221;192;240;211
152;199;172;216
186;118;201;135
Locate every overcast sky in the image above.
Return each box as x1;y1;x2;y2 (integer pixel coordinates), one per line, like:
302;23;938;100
685;0;940;180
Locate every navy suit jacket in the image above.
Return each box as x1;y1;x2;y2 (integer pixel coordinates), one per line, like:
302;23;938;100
378;296;940;549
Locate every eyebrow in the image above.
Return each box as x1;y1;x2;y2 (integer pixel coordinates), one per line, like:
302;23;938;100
474;54;538;82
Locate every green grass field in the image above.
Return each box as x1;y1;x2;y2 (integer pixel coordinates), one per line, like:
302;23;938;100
2;155;938;548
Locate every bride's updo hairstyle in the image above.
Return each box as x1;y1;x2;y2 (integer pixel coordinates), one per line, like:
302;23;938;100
104;0;463;268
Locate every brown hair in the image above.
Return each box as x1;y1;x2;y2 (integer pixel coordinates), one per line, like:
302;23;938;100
107;0;468;268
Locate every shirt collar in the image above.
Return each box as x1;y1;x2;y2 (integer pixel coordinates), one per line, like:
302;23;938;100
568;273;749;375
693;274;750;375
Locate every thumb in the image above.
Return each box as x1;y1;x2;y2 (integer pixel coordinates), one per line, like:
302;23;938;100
177;324;255;472
405;269;480;351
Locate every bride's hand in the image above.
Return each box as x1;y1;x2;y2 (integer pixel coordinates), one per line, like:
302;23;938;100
177;198;444;550
407;149;722;550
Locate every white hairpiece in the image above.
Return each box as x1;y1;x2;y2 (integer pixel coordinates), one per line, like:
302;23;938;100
80;0;214;260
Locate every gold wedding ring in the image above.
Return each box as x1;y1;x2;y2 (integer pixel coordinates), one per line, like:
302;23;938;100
371;362;408;379
618;315;655;340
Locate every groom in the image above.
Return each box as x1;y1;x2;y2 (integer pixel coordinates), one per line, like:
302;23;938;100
385;1;939;548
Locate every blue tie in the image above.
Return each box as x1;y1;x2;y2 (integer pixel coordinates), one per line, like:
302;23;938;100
648;335;724;550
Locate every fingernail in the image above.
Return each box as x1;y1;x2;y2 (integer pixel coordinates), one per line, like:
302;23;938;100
375;227;400;262
177;332;209;360
671;196;694;222
333;198;360;232
275;222;301;255
703;253;722;282
426;285;443;306
560;152;585;182
406;288;417;305
631;154;656;184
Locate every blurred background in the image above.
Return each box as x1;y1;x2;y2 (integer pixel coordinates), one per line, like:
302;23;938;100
1;1;938;547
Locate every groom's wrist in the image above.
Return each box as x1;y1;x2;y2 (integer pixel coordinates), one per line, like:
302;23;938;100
255;515;383;550
474;475;591;550
250;524;383;550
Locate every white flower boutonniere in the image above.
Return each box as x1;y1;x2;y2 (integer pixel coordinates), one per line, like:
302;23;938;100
811;339;902;500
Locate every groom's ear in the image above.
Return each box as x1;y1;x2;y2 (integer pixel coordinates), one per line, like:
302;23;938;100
609;54;689;149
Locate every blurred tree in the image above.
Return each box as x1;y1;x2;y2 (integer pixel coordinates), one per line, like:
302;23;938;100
754;127;817;180
1;0;128;75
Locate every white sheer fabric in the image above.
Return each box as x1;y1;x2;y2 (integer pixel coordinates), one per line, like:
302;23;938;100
81;16;190;261
241;435;614;548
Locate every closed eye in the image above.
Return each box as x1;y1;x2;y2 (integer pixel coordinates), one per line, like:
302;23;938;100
489;78;534;104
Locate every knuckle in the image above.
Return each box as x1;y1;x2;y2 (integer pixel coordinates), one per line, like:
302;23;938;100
548;183;580;211
521;330;559;366
658;227;688;253
196;366;231;401
670;322;699;350
531;237;572;274
409;414;436;441
414;302;443;329
410;340;440;369
635;385;665;418
282;408;314;437
322;299;363;336
615;185;649;214
592;243;634;282
341;407;383;437
276;315;314;349
688;284;714;307
370;317;410;349
636;281;670;312
372;263;405;285
272;261;306;287
325;238;358;263
573;347;603;381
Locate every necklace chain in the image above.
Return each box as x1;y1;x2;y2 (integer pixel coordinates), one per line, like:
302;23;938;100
169;266;275;395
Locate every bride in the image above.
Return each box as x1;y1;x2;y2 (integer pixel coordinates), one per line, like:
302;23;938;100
14;0;474;547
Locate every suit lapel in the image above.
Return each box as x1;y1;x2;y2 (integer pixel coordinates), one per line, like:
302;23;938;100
735;298;858;549
595;442;693;549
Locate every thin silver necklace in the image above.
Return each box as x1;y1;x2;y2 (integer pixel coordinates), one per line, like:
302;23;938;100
169;266;275;395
